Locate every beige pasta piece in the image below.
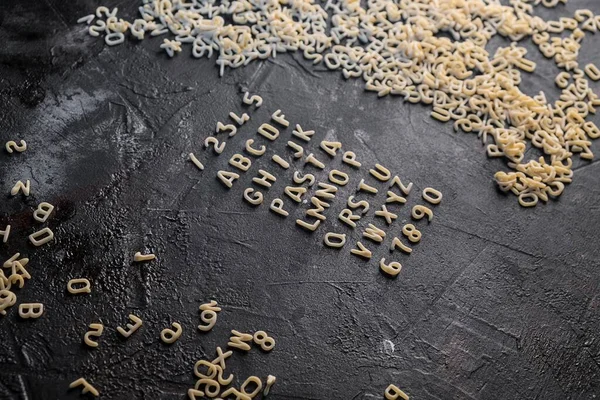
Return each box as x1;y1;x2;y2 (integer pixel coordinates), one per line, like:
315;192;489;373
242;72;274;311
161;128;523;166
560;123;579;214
195;359;219;379
324;232;346;248
329;169;349;186
253;331;275;351
342;151;361;168
390;237;412;254
375;205;398;225
241;375;263;397
285;186;307;203
117;314;142;338
0;289;17;316
386;191;407;205
84;323;104;348
211;346;232;370
351;242;372;259
296;219;320;232
402;224;422;243
245;139;266;157
287;141;304;158
292;124;314;142
306;197;329;221
230;154;252;171
68;278;92;294
5;140;27;153
271;110;289;127
380;258;402;277
29;228;54;247
390;176;412;195
134;252;155;262
189;153;205;171
216;121;237;137
363;224;386;243
258;123;280;141
585;63;600;81
357;179;378;194
69;378;99;397
272;155;289;169
217;170;240;188
264;375;276;396
228;330;254;351
315;182;337;200
347;196;369;214
320;140;342;157
305;153;325;169
198;300;221;332
253;170;277;188
422;188;442;205
293;171;315;186
195;378;220;398
221;387;250;399
269;198;289;217
0;225;10;243
3;252;29;269
11;180;30;196
204;137;225;154
33;202;54;223
385;384;409;400
243;92;263;108
230;111;250;126
339;209;360;228
160;322;183;344
244;188;264;206
8;261;30;289
369;164;391;182
18;303;44;319
187;388;205;400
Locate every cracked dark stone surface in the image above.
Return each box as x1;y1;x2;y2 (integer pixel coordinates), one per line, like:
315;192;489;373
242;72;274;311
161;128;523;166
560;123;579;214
1;0;600;399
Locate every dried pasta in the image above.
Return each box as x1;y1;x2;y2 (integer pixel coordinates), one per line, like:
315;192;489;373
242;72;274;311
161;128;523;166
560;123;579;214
68;278;92;294
134;252;155;262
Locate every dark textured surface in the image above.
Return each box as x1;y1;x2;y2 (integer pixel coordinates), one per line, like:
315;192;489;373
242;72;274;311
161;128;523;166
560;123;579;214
1;0;600;399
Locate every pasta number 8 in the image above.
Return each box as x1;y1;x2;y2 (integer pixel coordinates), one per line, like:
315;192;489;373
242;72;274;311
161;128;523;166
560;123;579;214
402;224;421;243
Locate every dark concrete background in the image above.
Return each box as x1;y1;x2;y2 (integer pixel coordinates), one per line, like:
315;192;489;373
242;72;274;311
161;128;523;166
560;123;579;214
1;0;599;399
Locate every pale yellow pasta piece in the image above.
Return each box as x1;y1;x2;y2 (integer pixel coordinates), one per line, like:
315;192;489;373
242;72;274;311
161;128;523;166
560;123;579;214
306;197;329;221
189;153;205;171
342;151;361;168
33;202;54;223
390;176;412;195
339;209;360;228
241;375;263;397
385;384;409;400
160;322;183;344
18;303;44;319
204;137;225;154
253;330;275;351
257;123;279;141
422;187;442;205
211;346;232;370
230;154;252;171
198;300;221;332
230;111;250;126
5;140;27;153
29;228;54;247
69;378;99;397
305;153;325;169
68;278;91;294
379;258;402;277
351;242;372;259
390;237;412;254
0;225;10;243
134;252;155;262
293;171;315;186
11;180;30;196
272;155;289;169
296;219;320;232
84;323;104;348
324;232;346;248
253;169;276;188
243;92;263;108
585;63;600;81
217;170;240;188
244;188;264;205
357;179;378;194
284;186;307;203
320;140;342;157
369;164;391;181
386;191;407;204
287;141;304;158
269;198;288;217
315;182;337;200
264;375;276;396
329;169;349;186
117;314;142;338
245;139;266;157
375;205;398;225
271;110;289;127
228;330;253;351
292;124;314;142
